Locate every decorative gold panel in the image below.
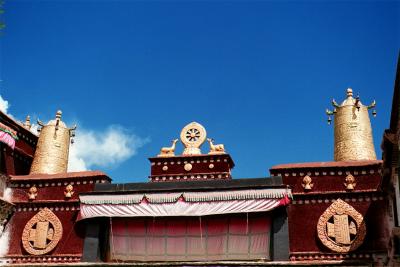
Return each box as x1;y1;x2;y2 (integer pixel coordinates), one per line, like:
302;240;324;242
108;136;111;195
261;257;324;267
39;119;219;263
28;186;38;200
21;208;63;255
317;199;366;253
302;175;313;191
64;184;74;198
344;174;356;190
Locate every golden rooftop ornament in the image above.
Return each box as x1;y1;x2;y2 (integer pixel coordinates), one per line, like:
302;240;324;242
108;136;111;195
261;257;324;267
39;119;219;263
30;110;76;174
158;139;178;157
207;138;226;154
180;122;207;155
156;122;227;157
326;88;377;161
23;115;31;130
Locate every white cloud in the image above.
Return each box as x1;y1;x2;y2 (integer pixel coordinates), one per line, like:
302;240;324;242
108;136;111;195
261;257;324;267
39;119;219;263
0;95;9;114
68;126;149;172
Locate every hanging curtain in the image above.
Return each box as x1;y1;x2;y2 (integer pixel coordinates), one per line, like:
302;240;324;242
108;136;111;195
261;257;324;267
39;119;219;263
109;213;271;262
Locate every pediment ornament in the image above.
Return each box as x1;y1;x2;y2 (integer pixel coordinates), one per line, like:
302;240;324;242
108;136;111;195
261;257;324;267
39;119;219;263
317;199;366;253
21;208;63;255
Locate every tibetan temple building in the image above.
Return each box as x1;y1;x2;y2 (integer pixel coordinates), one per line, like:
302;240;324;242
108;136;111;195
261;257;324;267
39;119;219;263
0;57;399;266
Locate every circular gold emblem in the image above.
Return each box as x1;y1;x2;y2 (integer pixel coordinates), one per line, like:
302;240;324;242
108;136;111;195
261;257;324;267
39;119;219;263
317;199;366;253
180;122;207;155
184;163;193;171
21;208;63;255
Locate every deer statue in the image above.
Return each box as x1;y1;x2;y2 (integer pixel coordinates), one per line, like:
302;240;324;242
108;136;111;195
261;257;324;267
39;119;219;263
207;138;225;154
158;139;179;157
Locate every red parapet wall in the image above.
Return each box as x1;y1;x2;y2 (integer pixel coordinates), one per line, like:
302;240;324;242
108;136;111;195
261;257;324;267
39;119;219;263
6;206;84;263
148;154;235;182
4;171;110;264
288;198;388;258
270;160;388;261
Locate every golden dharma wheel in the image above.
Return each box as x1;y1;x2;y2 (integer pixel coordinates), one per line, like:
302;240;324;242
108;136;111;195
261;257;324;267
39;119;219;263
180;122;207;155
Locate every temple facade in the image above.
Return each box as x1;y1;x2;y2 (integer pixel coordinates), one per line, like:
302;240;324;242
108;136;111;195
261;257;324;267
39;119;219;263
0;57;399;266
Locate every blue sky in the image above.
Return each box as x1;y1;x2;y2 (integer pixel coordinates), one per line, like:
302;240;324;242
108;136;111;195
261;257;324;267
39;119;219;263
0;1;399;183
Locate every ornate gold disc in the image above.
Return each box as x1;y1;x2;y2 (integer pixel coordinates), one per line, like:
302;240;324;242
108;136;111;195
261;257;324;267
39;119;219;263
317;199;366;253
21;208;63;255
180;122;207;155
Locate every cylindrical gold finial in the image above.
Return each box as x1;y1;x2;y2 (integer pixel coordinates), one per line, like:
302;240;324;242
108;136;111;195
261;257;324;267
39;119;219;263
23;115;31;130
56;110;62;119
346;88;353;97
326;88;377;161
30;110;76;174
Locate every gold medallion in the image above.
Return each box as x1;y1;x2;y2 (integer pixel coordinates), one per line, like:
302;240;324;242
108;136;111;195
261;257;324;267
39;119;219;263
317;199;366;253
21;208;63;255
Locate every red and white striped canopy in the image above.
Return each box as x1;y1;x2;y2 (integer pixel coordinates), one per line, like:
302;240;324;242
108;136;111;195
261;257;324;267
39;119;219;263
79;188;291;219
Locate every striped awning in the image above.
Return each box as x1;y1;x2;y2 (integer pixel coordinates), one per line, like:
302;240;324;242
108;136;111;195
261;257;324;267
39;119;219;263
0;123;18;150
80;188;291;205
78;188;291;220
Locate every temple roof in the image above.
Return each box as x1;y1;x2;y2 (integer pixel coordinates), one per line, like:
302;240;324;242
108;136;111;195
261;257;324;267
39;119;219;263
270;160;382;171
10;170;111;181
0;109;38;139
85;176;285;195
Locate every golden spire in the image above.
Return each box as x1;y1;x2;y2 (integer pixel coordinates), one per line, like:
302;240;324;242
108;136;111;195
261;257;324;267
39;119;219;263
30;110;76;174
23;115;31;130
326;88;377;161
